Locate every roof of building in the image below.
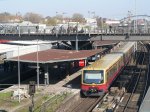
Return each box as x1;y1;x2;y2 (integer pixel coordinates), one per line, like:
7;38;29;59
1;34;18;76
6;49;106;64
7;40;55;45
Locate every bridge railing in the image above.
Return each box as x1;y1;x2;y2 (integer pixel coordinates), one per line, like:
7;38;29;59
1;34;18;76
0;25;150;35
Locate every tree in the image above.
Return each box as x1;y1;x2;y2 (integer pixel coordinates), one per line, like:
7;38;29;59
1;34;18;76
96;17;103;27
0;12;23;23
0;12;11;22
72;13;85;23
45;17;57;26
96;17;108;28
23;12;43;23
54;14;63;20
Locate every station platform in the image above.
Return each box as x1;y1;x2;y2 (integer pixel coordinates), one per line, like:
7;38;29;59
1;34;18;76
139;87;150;112
2;48;108;92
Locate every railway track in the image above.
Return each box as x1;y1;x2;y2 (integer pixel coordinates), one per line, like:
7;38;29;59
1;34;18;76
65;95;105;112
91;41;149;112
56;42;149;112
114;41;149;112
70;97;98;112
56;93;105;112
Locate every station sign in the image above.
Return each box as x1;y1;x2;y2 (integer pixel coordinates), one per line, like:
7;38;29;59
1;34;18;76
79;60;86;67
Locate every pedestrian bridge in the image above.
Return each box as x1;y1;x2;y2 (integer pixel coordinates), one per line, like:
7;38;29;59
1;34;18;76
1;14;150;41
0;33;150;41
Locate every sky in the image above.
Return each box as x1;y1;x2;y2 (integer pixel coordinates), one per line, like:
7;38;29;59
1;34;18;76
0;0;149;19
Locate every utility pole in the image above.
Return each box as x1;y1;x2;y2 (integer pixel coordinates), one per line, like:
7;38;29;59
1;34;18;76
29;81;36;112
37;40;39;88
18;46;21;103
75;22;78;51
100;17;103;40
88;11;91;18
134;0;137;34
128;11;132;35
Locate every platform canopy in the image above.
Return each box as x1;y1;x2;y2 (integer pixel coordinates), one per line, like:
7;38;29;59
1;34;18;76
6;49;106;64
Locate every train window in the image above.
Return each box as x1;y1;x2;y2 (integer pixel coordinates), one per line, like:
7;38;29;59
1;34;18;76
121;57;123;65
112;64;117;74
107;70;110;79
107;63;118;80
83;70;104;84
118;60;121;68
117;61;119;70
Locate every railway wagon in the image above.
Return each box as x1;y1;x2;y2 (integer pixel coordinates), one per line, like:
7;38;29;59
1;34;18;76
81;42;136;96
112;42;136;63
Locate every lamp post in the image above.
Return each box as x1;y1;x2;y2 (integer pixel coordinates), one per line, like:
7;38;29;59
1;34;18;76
27;14;30;34
18;25;20;37
100;18;103;40
91;12;95;18
62;12;66;24
144;18;148;34
18;46;21;103
37;40;39;88
101;18;103;33
92;11;96;33
67;18;70;35
88;11;91;18
134;0;137;34
75;22;78;51
56;12;66;24
75;15;79;51
128;11;132;35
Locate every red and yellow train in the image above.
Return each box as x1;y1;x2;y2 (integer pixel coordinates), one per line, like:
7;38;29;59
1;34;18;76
81;42;136;96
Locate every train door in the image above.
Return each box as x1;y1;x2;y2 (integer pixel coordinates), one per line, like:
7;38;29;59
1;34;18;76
105;70;110;89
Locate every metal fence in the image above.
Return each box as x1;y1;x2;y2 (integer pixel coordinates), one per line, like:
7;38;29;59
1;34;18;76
1;24;150;35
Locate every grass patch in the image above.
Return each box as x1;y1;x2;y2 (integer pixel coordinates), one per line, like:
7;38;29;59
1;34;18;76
0;91;20;108
0;92;12;99
0;91;72;112
17;92;72;112
16;93;52;112
39;92;72;112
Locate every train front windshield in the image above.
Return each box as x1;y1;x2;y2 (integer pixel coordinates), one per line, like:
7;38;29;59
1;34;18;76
83;70;104;84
